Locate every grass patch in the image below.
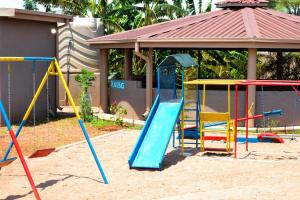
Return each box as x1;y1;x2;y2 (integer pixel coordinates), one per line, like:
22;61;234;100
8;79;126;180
90;118;143;130
90;118;116;128
127;124;143;130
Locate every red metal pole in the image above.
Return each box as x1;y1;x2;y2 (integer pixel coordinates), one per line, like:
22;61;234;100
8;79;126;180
8;129;41;200
238;114;263;121
245;85;249;151
0;100;41;199
234;84;239;159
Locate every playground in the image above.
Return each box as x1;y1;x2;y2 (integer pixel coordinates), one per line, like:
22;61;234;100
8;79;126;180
1;0;300;199
1;129;300;199
1;55;300;200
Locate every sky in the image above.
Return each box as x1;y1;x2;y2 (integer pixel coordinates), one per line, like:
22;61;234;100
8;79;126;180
0;0;221;11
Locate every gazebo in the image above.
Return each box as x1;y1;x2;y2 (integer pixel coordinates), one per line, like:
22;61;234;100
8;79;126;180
88;0;300;117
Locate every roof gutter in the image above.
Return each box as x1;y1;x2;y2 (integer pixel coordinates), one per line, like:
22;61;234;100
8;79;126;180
134;42;151;118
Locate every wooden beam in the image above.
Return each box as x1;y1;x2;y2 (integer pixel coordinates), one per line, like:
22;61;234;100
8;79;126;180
124;49;133;80
146;48;153;114
99;49;108;113
276;51;283;80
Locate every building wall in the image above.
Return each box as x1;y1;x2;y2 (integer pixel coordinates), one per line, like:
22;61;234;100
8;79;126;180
110;81;146;119
0;18;57;125
57;17;103;106
110;81;300;127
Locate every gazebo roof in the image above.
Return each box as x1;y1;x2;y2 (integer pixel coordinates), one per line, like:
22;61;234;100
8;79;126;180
88;0;300;49
216;0;268;8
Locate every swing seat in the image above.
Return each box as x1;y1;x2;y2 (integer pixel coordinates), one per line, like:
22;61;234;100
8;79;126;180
0;157;17;168
28;148;55;159
257;133;284;143
204;147;233;152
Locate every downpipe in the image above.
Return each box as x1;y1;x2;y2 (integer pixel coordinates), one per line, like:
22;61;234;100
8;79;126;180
134;42;151;118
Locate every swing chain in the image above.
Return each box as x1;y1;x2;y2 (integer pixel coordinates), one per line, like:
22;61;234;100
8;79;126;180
8;62;11;122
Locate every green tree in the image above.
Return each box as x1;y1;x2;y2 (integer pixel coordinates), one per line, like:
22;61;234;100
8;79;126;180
133;0;185;28
23;0;38;10
257;52;300;80
33;0;59;12
34;0;90;14
268;0;300;15
75;69;95;122
200;50;248;79
186;0;196;15
279;0;300;15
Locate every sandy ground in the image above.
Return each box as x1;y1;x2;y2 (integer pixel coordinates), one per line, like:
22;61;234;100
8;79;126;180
0;116;120;158
1;130;300;200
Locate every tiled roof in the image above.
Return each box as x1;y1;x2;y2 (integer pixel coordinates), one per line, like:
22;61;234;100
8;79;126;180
88;4;300;48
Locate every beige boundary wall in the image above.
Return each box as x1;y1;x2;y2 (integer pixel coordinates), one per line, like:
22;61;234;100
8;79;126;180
110;80;300;127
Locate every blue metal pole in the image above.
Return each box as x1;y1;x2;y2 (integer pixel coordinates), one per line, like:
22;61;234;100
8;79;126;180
0;100;13;130
24;57;54;61
79;119;108;184
182;67;184;99
157;67;160;98
1;120;25;161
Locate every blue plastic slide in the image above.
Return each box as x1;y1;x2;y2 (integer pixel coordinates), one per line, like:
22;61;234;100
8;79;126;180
128;97;183;169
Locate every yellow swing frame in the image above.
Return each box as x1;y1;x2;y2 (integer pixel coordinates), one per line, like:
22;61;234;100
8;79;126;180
0;57;108;184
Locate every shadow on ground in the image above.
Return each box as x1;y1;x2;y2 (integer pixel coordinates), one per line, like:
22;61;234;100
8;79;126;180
132;147;199;172
163;147;199;170
3;172;103;200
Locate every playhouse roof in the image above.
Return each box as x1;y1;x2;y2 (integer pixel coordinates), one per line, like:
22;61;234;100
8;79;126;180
88;1;300;50
158;54;199;68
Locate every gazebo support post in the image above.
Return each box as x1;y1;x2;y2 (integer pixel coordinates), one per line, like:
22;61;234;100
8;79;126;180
146;48;153;116
99;48;109;113
134;43;153;117
276;51;283;80
124;48;133;80
247;48;257;127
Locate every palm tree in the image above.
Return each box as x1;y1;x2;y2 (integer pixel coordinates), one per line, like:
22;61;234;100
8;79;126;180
268;0;300;16
133;0;185;28
200;50;248;79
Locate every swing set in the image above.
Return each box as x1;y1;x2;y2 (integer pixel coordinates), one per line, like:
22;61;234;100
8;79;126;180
234;80;300;158
0;57;108;200
180;79;286;155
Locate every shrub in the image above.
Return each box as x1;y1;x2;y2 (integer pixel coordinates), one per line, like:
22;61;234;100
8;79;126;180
109;100;127;126
75;69;95;122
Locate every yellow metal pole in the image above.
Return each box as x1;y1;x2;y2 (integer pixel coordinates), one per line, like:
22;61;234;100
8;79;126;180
228;85;230;116
202;84;206;112
199;118;204;151
200;84;206;151
23;62;52;120
0;57;24;62
53;59;81;119
227;84;230;151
